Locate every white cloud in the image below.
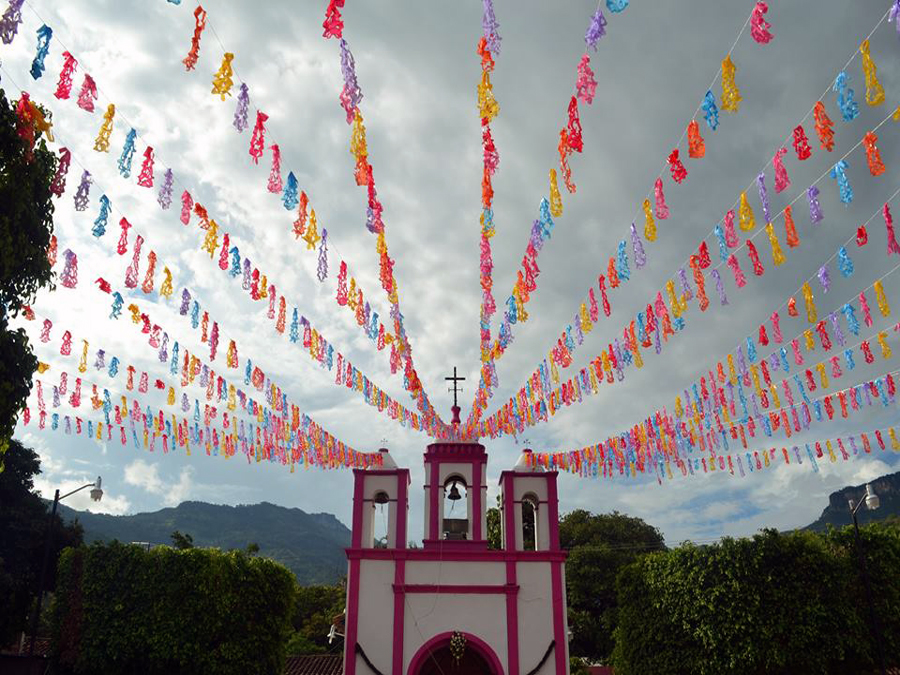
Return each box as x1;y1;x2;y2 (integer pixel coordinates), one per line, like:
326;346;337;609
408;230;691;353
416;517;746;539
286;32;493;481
124;460;194;507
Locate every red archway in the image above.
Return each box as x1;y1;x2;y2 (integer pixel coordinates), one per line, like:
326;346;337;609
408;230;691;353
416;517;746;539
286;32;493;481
407;632;504;675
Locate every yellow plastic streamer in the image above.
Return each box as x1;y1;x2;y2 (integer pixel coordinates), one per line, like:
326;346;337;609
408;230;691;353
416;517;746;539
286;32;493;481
642;199;657;241
303;209;321;249
159;267;174;299
350;110;368;161
859;40;885;107
721;55;742;113
580;303;592;333
877;331;892;359
78;340;88;373
666;280;682;318
815;362;829;389
94;104;116;153
211;52;235;100
201;219;219;258
874;279;890;316
28;101;54;142
890;427;900;450
549;169;563;218
167;387;175;405
803;330;814;351
765;223;785;265
477;69;499;122
739;192;755;231
801;282;817;324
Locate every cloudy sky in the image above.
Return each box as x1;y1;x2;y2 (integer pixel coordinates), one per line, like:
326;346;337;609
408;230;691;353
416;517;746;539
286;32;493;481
5;0;900;545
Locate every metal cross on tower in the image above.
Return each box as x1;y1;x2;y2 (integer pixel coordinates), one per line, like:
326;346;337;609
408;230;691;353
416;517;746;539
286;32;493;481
445;367;466;409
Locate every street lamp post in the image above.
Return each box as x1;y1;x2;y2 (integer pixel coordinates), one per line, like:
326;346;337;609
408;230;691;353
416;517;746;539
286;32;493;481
27;477;103;658
848;483;885;675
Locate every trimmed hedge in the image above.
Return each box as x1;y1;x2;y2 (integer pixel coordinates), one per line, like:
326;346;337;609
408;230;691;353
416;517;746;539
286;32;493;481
52;541;297;675
612;526;900;675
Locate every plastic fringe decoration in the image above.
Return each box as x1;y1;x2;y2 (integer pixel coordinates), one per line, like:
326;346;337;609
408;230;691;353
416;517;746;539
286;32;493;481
93;104;115;152
687;120;705;158
765;223;785;265
181;191;193;225
158;169;174;209
30;25;52;80
757;172;770;223
863;131;886;176
549;169;563;218
60;249;78;288
233;83;249;132
792;124;812;160
575;55;597;105
211;52;235;99
833;71;859;122
137;146;155;188
93;195;110;237
182;5;208;71
339;39;363;124
0;0;25;45
317;229;328;282
654;178;669;219
702;90;719;130
772;147;790;193
808;186;823;225
54;51;77;99
642;199;657;242
322;0;345;38
830;160;852;205
721;55;741;112
813;101;835;151
859;40;885;107
739;191;756;231
50;147;71;197
630;223;646;268
117;129;137;178
585;8;606;50
750;2;773;44
784;205;799;247
667;148;687;183
76;74;97;112
74;171;91;211
249;110;268;164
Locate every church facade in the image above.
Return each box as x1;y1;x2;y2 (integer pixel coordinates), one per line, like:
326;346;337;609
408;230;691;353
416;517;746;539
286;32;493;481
342;442;569;675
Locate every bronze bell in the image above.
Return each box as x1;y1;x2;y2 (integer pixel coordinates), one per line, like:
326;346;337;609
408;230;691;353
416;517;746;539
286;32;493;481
447;481;462;501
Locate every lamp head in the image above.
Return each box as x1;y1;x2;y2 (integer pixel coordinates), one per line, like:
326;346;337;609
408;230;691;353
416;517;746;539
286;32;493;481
865;483;880;511
90;476;103;502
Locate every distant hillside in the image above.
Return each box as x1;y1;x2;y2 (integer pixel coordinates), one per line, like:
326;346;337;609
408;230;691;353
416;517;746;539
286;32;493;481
56;501;351;585
805;470;900;531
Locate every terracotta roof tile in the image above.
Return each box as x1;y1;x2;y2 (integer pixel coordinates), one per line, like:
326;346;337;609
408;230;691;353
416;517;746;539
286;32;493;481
284;654;343;675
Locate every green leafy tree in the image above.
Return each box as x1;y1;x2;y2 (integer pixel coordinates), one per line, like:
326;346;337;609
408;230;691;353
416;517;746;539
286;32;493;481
169;530;194;549
560;510;665;663
53;541;297;675
612;527;900;674
0;440;82;643
288;583;345;654
0;89;57;464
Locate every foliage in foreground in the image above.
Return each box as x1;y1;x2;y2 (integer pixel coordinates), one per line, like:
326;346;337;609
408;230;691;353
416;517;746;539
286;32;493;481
612;526;900;675
0;88;56;462
0;440;82;644
52;541;297;675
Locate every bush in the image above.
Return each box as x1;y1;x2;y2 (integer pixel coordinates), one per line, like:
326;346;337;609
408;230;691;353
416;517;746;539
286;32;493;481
52;541;297;675
612;526;900;675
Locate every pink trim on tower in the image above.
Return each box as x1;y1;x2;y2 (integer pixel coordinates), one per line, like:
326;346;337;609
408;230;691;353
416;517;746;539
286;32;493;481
351;471;365;549
391;560;405;675
406;631;505;675
396;470;409;549
393;583;518;595
472;458;483;540
546;472;560;550
550;561;567;674
347;547;567;562
503;473;516;551
505;561;520;675
344;558;361;675
428;464;439;541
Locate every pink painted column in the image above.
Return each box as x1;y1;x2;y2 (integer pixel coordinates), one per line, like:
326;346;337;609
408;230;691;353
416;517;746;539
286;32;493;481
546;473;560;550
472;459;483;540
344;558;361;675
505;561;520;675
503;473;516;551
550;561;567;674
428;462;440;541
392;561;406;675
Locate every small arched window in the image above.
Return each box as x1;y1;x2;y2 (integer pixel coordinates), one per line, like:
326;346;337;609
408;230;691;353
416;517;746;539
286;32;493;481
372;491;391;548
442;476;468;540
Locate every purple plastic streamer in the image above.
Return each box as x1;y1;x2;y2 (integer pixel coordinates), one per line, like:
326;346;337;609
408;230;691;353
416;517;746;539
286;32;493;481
233;83;249;132
678;268;693;300
711;268;728;305
891;0;900;38
73;171;91;211
757;172;770;223
339;39;363;123
482;0;502;55
807;186;823;224
0;0;24;45
158;168;174;210
629;223;646;268
584;7;607;50
817;265;830;293
317;229;328;282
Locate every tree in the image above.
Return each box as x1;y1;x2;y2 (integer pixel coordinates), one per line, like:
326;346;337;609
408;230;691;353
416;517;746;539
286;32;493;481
0;88;57;465
169;530;194;549
0;440;82;643
560;510;665;663
611;527;900;674
288;583;345;654
53;542;297;675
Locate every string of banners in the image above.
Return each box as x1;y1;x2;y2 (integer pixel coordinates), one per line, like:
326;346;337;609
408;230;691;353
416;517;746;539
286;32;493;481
474;20;900;441
4;73;456;441
466;0;778;429
3;0;449;434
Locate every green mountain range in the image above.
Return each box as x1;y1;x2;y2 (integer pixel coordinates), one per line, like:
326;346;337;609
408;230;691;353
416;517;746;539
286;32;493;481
805;470;900;531
56;500;351;585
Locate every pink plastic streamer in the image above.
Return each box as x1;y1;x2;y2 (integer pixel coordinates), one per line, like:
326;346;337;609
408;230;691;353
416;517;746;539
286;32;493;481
772;147;790;193
750;1;773;44
654;178;669;219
